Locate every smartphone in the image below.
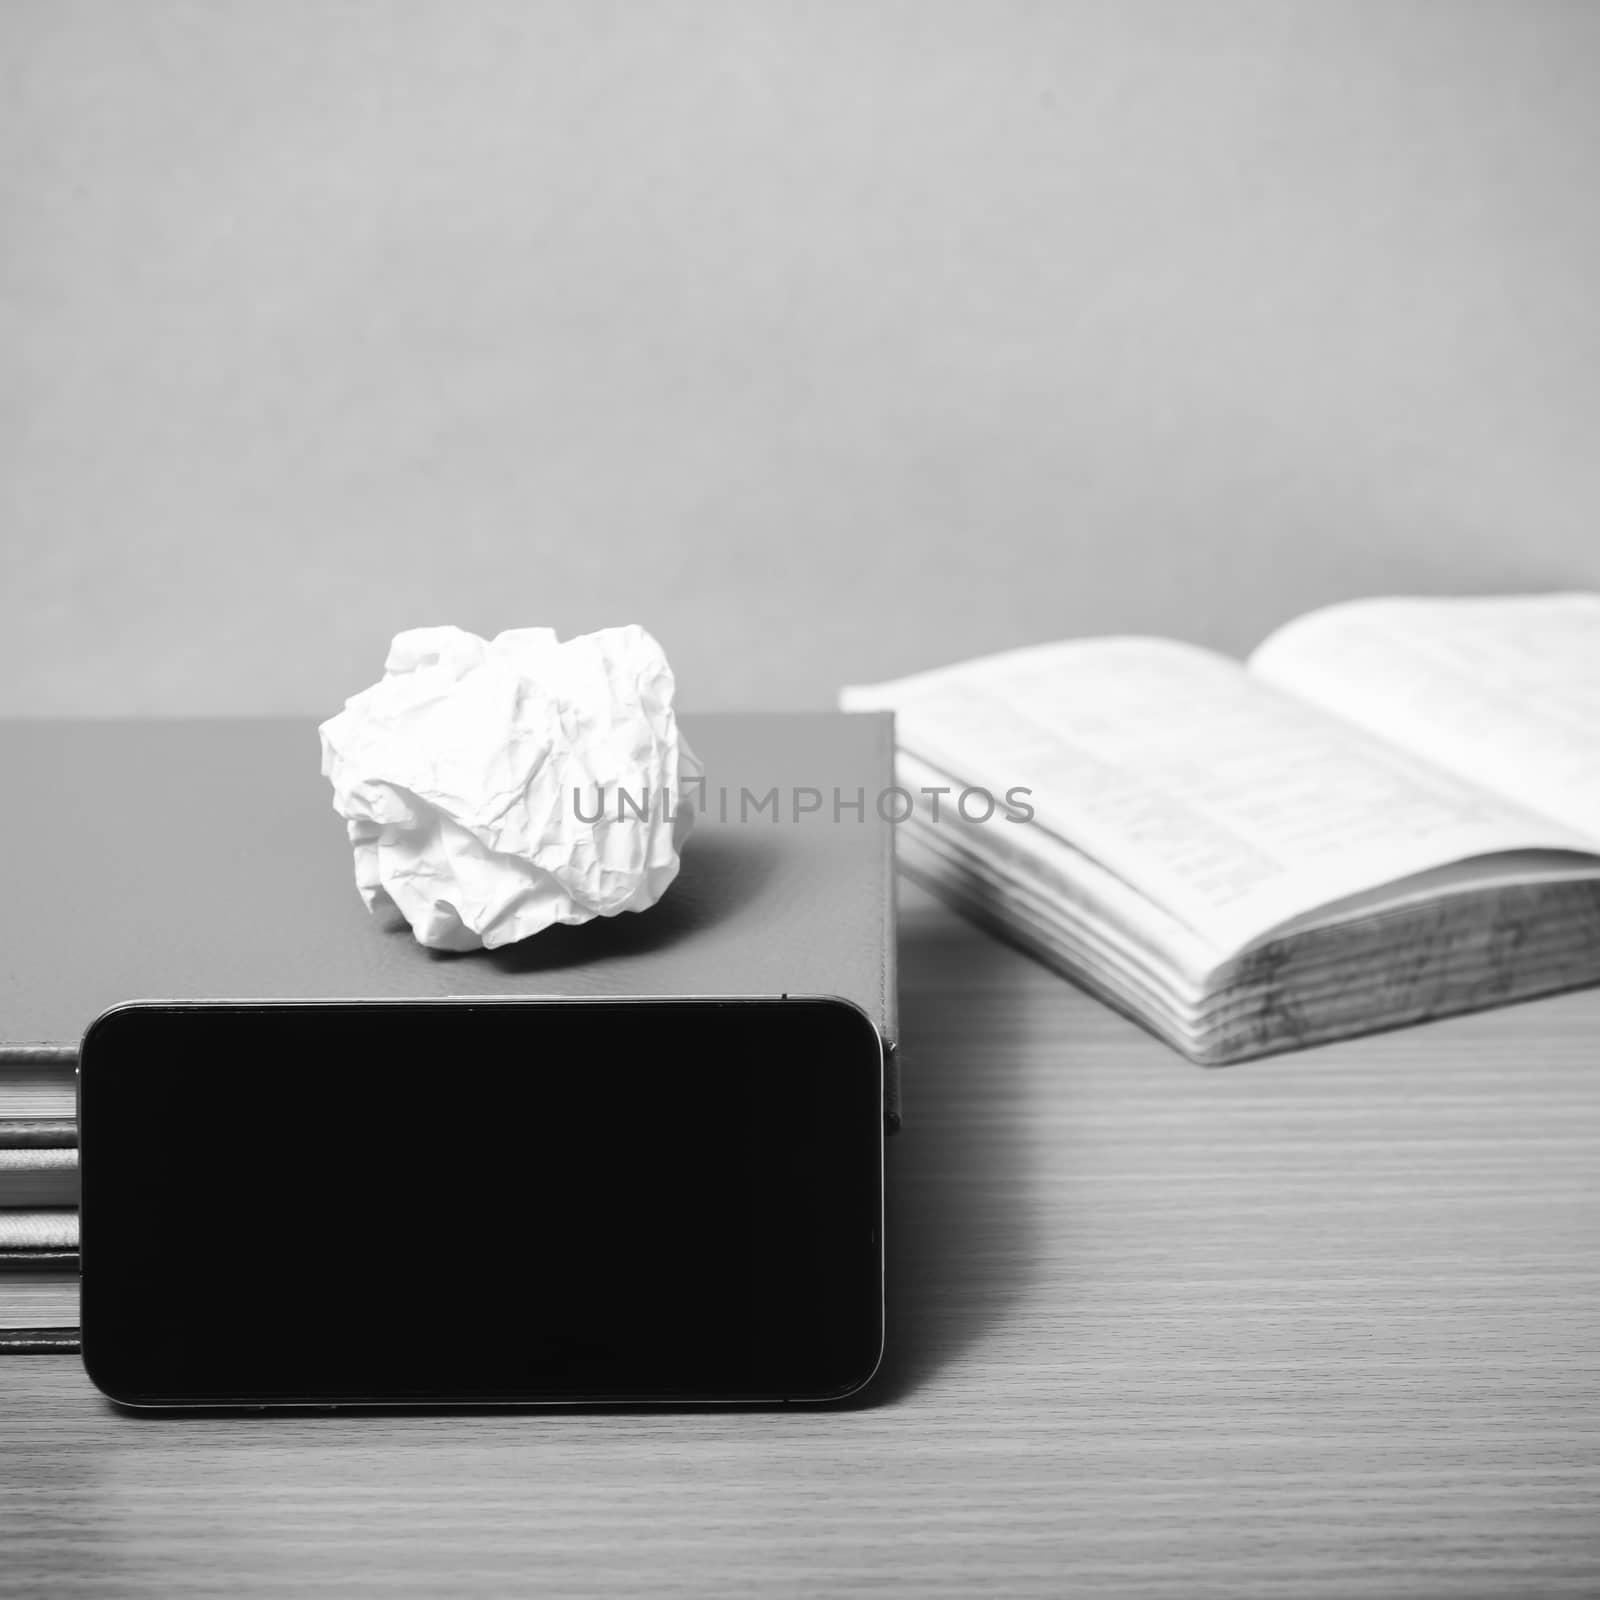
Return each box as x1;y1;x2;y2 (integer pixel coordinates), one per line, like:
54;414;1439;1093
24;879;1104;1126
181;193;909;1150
79;996;884;1409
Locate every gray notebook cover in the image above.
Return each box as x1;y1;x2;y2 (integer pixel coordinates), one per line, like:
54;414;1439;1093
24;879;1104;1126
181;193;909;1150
0;712;900;1123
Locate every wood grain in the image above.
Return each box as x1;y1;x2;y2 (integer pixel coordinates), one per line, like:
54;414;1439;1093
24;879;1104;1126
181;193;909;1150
2;882;1597;1597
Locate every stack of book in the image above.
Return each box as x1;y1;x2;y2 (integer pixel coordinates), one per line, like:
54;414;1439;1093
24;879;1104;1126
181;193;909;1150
844;594;1600;1063
0;711;899;1351
0;1052;79;1350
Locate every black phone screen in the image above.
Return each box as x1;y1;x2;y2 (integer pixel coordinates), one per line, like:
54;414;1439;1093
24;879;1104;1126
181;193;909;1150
78;997;884;1407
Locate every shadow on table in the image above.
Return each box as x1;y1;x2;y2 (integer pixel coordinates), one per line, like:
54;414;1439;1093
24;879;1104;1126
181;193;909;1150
856;896;1041;1406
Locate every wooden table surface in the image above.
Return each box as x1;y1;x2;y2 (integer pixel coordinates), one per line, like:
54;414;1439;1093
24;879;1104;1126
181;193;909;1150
2;882;1597;1597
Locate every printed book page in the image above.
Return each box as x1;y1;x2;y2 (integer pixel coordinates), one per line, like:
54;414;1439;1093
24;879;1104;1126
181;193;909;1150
844;638;1600;952
1249;593;1600;843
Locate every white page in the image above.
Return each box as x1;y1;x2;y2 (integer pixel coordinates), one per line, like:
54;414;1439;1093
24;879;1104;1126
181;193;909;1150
844;638;1597;952
1250;594;1600;842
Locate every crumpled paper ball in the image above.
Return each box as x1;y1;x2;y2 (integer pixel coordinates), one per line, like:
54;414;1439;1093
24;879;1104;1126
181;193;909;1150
319;624;703;951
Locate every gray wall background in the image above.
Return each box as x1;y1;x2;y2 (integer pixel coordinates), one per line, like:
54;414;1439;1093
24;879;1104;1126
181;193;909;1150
4;1;1597;716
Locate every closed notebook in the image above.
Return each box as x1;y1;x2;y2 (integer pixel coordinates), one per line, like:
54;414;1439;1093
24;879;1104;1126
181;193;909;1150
0;1211;78;1271
0;712;900;1351
0;1273;79;1350
0;1148;78;1207
0;1074;76;1126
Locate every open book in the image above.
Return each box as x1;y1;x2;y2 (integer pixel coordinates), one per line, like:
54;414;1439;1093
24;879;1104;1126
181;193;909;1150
843;594;1600;1063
